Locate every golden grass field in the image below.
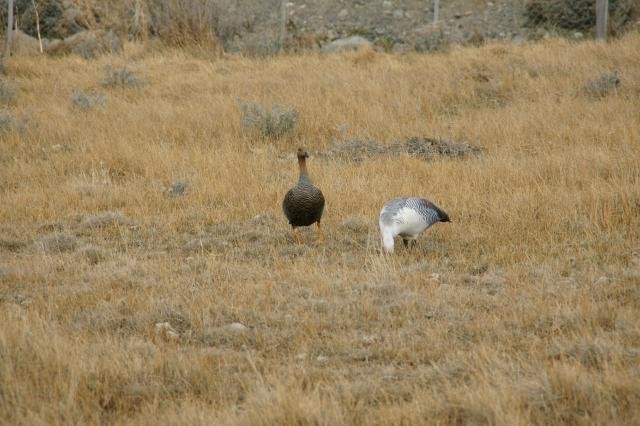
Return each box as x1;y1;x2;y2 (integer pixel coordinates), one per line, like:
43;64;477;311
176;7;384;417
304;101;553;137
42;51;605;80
1;33;639;425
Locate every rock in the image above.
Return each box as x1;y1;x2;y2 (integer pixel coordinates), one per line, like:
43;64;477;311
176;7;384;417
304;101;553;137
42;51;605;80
295;352;307;360
382;1;393;10
321;36;372;53
225;322;248;332
594;276;611;285
393;9;404;19
46;30;123;59
203;322;250;345
337;9;349;20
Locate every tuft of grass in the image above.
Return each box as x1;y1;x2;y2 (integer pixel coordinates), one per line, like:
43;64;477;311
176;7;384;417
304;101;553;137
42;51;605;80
239;101;298;140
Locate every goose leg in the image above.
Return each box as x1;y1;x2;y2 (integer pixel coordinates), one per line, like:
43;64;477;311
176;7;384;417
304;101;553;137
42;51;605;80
293;228;302;244
316;222;324;243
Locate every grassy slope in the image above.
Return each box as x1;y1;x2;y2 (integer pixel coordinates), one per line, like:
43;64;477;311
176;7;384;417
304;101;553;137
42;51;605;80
0;34;639;425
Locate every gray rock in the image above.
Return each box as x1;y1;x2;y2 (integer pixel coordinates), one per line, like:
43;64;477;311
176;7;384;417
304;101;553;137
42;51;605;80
337;9;349;20
321;36;372;53
225;322;248;332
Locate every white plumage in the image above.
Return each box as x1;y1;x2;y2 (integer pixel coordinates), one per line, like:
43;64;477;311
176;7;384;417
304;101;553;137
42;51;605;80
379;197;450;253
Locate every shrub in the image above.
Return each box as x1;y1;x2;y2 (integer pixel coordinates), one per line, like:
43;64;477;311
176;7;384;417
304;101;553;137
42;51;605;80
0;111;14;132
584;71;620;98
101;65;144;88
0;80;17;104
239;101;298;140
415;28;449;53
71;90;106;111
524;0;636;33
133;0;221;50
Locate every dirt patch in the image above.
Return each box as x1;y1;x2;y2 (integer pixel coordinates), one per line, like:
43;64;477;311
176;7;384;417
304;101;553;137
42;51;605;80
323;137;482;162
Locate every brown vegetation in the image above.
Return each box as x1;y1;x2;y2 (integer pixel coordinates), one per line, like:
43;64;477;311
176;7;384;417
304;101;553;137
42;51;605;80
0;34;639;424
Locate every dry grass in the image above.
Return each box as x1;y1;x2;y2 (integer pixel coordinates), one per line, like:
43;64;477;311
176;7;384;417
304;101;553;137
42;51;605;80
1;34;639;425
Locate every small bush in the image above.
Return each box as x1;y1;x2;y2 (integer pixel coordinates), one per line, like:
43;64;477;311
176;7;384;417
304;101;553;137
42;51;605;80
0;80;17;104
0;111;14;132
415;28;449;53
239;101;298;139
584;71;621;98
71;90;106;111
524;0;635;33
101;65;144;89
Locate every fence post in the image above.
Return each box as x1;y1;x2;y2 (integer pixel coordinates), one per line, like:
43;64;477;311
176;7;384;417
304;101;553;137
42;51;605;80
279;0;286;52
5;0;14;57
596;0;608;41
433;0;440;25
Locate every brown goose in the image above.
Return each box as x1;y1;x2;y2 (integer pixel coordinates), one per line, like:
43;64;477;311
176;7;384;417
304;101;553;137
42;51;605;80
282;147;325;243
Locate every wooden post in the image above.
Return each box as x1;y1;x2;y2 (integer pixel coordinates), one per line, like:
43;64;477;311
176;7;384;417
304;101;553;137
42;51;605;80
596;0;608;41
279;0;286;52
433;0;440;25
5;0;14;57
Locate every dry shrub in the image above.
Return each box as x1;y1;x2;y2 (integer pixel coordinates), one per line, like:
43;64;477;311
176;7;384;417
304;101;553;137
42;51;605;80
524;0;637;34
133;0;221;51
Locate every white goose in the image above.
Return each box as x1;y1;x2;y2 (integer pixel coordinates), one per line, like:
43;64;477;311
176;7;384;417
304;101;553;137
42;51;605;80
379;197;450;253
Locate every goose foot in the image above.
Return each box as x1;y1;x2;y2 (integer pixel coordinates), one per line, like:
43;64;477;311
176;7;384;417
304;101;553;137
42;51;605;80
316;222;324;244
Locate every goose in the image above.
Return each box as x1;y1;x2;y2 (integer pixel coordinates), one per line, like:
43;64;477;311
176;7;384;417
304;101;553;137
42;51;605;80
282;147;325;243
379;197;450;253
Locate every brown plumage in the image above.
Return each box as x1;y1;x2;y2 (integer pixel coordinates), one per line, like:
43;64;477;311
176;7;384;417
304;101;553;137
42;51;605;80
282;147;325;243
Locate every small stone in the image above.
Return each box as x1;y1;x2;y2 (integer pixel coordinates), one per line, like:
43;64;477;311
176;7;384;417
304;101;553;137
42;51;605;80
429;273;441;282
337;9;348;19
362;335;377;345
225;322;248;332
594;276;611;285
316;355;329;363
295;352;307;360
382;1;392;10
393;9;404;19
